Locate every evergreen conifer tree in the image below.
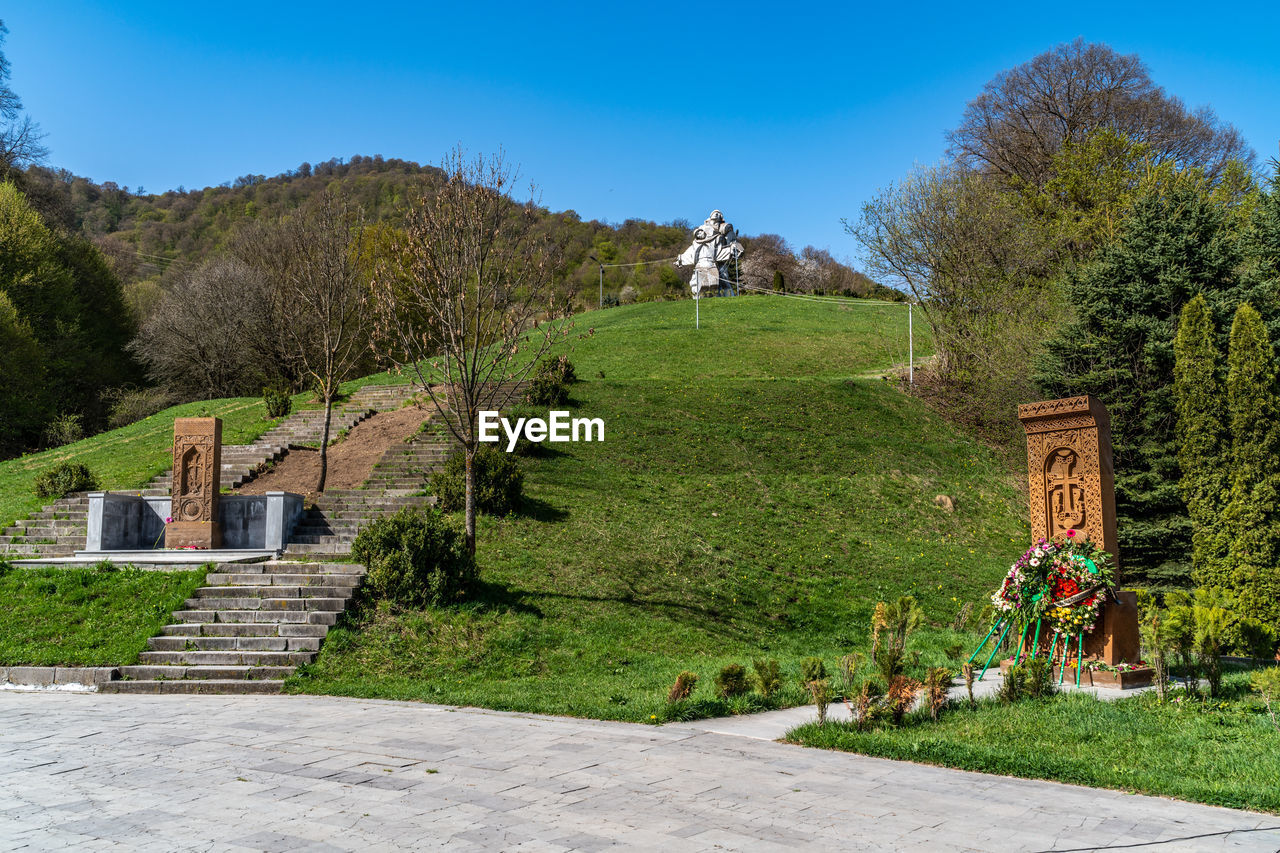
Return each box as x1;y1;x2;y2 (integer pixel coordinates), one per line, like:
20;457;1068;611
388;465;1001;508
1036;180;1241;585
1173;295;1228;586
1218;303;1280;623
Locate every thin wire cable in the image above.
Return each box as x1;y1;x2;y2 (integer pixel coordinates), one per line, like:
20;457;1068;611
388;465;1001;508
595;256;679;268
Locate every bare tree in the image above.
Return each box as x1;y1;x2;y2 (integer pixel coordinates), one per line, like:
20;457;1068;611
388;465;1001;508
130;257;278;399
0;20;47;178
246;190;373;492
948;38;1252;187
371;149;569;553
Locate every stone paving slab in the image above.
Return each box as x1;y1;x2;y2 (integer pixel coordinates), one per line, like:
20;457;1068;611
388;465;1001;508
0;693;1277;851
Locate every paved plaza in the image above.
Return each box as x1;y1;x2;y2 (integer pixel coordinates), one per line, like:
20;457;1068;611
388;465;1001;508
1;693;1278;852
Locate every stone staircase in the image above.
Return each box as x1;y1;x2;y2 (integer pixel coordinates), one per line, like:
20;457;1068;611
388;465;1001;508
0;494;91;558
100;560;363;695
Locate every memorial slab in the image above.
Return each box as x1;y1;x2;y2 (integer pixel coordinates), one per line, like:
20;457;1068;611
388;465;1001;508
166;417;222;549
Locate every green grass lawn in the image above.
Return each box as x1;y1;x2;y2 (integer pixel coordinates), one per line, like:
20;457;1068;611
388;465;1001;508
0;564;208;666
289;296;1022;719
785;668;1280;814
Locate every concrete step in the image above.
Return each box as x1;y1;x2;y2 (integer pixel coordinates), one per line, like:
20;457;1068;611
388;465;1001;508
117;664;296;680
137;650;316;667
147;635;321;652
173;609;339;625
206;572;360;587
100;679;285;695
194;585;352;599
181;596;348;612
160;622;329;638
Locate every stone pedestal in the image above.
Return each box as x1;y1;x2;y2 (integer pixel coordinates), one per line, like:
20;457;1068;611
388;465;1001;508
1084;590;1142;665
165;418;221;550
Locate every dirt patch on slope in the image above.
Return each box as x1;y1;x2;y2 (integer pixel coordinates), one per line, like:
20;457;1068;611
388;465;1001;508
236;404;433;498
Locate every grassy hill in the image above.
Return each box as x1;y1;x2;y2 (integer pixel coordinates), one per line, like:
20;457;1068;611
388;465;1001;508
292;296;1029;719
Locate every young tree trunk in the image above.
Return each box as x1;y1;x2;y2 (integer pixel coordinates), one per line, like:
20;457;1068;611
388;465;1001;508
464;442;477;555
317;394;333;493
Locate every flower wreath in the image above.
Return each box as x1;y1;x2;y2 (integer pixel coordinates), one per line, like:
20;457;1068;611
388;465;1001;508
991;531;1115;637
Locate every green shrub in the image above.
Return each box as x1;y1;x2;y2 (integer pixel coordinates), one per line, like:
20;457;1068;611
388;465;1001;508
752;658;782;698
42;413;84;448
800;656;827;685
715;663;751;698
998;657;1055;703
104;387;173;429
667;670;698;702
1252;667;1280;730
432;446;524;515
351;507;476;607
263;386;293;419
526;355;578;406
34;462;99;499
1224;614;1278;659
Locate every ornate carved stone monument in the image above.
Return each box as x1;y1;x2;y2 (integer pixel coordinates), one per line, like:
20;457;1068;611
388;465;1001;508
1018;396;1138;666
165;417;222;549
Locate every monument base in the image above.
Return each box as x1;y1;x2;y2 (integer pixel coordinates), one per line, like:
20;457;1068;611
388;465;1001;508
165;521;221;550
999;658;1155;689
1083;590;1141;665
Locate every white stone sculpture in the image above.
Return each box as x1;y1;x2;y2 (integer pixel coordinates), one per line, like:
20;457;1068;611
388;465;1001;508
676;209;744;298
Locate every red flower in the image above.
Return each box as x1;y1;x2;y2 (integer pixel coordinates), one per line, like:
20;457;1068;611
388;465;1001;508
1066;529;1077;538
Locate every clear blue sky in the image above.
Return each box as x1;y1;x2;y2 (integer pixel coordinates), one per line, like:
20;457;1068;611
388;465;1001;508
5;2;1279;259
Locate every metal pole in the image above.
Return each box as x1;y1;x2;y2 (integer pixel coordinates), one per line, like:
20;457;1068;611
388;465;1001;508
599;265;603;309
908;301;914;386
695;290;700;330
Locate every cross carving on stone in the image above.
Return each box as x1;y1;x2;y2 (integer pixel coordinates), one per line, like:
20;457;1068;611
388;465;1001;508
1045;448;1085;536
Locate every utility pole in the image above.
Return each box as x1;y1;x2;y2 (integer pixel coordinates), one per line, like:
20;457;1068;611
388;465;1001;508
908;300;914;386
589;255;603;309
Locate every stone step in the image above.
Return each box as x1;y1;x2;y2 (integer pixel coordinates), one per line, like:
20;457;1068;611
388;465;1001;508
100;679;285;695
160;622;329;638
238;561;366;575
137;650;316;667
206;572;360;587
282;544;353;556
181;596;348;611
194;585;352;599
147;635;321;652
173;609;339;625
118;664;296;680
286;535;355;545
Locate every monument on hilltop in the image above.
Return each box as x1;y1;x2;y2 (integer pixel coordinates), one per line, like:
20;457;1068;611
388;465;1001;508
676;210;744;298
165;417;222;549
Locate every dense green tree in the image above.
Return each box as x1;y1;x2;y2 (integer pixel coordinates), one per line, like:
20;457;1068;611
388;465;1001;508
1173;295;1228;584
1036;180;1244;585
0;290;47;454
1216;304;1280;623
0;181;138;450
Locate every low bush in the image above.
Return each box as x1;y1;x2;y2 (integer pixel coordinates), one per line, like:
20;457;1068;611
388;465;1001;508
1252;667;1280;730
998;657;1055;703
351;508;476;608
800;656;827;685
34;462;99;499
526;355;578;406
752;658;782;698
42;413;84;448
715;663;751;698
263;386;293;419
432;446;524;515
104;387;174;429
667;670;698;702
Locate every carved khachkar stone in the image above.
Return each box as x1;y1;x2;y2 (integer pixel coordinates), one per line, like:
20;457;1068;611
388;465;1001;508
1017;395;1118;560
165;417;222;549
1019;396;1137;665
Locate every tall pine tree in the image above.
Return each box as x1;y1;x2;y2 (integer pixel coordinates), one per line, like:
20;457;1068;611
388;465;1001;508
1218;304;1280;624
1173;295;1228;585
1035;179;1243;586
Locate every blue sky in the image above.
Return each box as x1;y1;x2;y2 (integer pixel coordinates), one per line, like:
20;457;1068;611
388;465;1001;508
5;2;1279;259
